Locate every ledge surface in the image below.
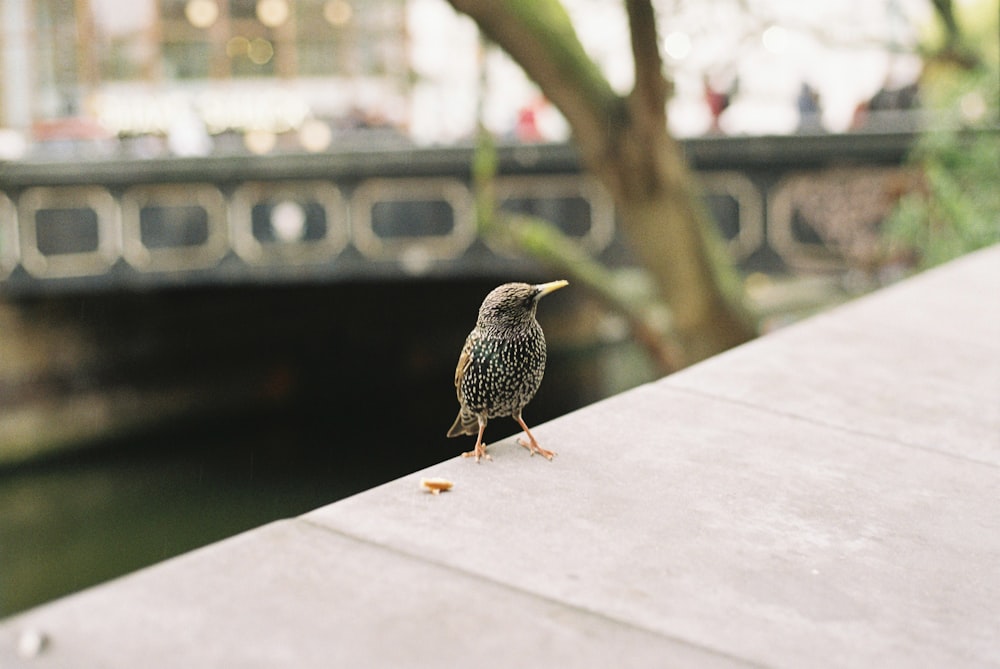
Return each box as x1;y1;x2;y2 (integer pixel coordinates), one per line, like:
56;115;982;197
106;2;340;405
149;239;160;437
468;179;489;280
2;246;999;668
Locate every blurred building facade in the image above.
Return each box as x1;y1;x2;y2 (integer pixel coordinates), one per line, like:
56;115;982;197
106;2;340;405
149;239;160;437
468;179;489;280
0;0;427;154
1;0;935;158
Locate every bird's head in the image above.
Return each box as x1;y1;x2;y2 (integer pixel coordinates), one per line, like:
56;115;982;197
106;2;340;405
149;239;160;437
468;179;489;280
477;280;568;329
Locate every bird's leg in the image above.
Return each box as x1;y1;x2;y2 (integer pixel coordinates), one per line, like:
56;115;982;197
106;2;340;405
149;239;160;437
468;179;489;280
514;413;556;460
461;419;492;462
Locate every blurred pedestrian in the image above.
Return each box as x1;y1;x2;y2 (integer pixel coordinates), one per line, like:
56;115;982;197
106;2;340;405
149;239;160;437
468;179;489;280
796;82;823;133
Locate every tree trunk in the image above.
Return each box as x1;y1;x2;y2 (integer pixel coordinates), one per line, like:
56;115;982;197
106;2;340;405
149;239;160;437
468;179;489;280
608;191;756;363
448;0;757;366
593;104;757;364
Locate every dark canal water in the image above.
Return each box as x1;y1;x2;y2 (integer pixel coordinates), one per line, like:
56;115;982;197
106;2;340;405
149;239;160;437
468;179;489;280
1;280;643;616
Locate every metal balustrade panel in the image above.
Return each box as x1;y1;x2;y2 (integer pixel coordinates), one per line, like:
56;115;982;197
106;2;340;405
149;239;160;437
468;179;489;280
121;184;229;272
0;193;18;278
700;171;765;262
767;166;920;273
350;178;476;275
490;175;615;256
17;186;121;278
231;181;349;266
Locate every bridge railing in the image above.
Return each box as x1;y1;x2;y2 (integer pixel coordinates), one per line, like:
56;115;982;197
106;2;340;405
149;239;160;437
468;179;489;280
0;133;917;294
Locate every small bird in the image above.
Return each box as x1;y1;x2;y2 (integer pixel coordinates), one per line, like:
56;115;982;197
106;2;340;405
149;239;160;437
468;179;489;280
447;280;568;462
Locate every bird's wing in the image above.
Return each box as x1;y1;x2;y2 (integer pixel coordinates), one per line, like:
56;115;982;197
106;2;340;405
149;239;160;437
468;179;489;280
454;332;475;389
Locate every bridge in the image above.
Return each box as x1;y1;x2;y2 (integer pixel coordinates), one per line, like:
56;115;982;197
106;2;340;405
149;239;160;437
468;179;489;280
1;132;917;295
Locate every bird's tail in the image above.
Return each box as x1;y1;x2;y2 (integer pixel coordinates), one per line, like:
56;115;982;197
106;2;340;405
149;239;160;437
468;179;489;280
446;408;480;438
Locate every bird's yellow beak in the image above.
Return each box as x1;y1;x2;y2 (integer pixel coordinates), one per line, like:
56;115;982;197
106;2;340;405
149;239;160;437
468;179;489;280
532;280;569;300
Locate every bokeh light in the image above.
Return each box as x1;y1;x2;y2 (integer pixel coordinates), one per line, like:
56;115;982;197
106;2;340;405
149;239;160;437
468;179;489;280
244;129;277;154
248;38;274;65
256;0;289;28
185;0;218;28
663;31;692;61
270;201;307;242
323;0;353;26
298;119;333;152
226;36;250;58
762;25;789;54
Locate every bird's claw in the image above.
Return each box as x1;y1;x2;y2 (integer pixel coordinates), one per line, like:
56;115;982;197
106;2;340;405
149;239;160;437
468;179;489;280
461;444;491;463
517;436;556;461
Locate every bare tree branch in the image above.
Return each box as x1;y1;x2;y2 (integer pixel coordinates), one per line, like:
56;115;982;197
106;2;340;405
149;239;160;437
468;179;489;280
928;0;983;69
506;214;682;375
931;0;961;39
446;0;623;157
625;0;669;121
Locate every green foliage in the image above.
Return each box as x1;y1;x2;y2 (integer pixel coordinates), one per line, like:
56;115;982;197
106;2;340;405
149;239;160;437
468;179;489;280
885;68;1000;269
471;126;498;234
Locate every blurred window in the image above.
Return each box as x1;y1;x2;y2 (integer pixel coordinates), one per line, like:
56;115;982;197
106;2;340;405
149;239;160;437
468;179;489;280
30;0;407;90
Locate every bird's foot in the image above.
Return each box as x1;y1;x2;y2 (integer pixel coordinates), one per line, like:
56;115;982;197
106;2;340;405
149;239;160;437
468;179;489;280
517;436;556;461
461;443;491;463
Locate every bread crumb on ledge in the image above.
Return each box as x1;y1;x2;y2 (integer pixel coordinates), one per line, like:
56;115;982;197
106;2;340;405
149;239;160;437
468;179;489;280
420;477;454;495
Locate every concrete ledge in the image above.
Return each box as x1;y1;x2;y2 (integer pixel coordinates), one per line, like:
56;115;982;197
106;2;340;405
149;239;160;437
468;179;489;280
2;246;998;668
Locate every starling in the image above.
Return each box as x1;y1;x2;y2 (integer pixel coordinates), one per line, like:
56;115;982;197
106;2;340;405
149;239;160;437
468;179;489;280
447;280;568;462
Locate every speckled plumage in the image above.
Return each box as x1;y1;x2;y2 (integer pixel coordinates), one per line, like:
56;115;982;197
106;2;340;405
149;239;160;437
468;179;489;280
447;280;568;462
